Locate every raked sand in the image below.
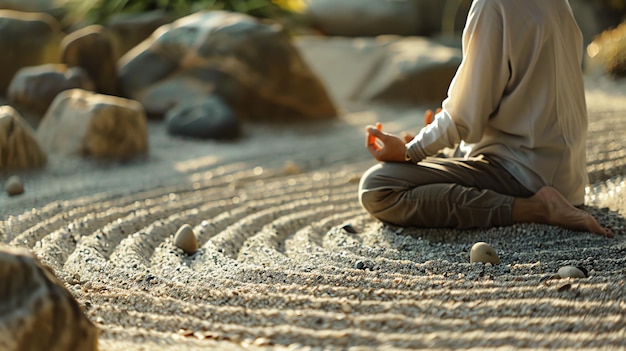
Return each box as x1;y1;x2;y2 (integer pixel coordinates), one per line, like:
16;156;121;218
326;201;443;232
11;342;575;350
1;75;626;350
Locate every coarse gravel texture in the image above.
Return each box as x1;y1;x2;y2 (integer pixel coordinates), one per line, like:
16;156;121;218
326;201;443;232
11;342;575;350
1;75;625;351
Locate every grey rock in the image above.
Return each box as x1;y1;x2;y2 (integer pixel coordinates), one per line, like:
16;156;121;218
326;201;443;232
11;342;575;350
0;105;47;171
36;89;148;159
118;10;337;122
0;244;99;351
166;95;241;140
8;64;94;116
557;266;588;279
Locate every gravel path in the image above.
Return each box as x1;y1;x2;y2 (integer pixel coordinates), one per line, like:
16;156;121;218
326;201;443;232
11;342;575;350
1;76;625;350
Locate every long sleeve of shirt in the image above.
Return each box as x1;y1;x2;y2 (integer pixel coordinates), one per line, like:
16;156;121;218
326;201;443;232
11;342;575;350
406;0;588;205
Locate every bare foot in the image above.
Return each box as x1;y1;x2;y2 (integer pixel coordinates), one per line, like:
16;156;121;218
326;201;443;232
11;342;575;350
529;187;613;237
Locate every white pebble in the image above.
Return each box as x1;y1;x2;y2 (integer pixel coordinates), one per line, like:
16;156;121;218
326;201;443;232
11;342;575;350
557;266;587;279
174;224;198;255
470;242;500;264
4;175;24;196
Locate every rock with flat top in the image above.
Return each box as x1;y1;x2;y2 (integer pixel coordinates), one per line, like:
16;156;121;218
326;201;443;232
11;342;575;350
0;10;64;95
36;89;148;159
8;64;94;116
0;244;99;351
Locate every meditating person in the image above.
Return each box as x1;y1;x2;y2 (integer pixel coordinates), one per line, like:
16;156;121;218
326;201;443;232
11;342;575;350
359;0;612;237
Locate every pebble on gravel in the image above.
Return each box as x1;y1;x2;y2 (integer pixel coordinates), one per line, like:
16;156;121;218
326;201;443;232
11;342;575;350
557;266;588;279
4;175;24;196
469;242;500;265
174;224;198;255
341;224;358;234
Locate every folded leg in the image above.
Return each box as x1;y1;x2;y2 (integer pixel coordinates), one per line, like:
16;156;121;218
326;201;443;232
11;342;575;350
358;156;533;228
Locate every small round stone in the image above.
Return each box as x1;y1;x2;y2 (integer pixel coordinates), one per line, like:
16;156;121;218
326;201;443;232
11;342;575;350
469;242;500;265
174;224;198;255
557;266;588;279
4;175;24;196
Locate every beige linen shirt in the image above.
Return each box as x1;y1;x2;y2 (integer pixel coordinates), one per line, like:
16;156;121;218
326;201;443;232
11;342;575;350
406;0;588;205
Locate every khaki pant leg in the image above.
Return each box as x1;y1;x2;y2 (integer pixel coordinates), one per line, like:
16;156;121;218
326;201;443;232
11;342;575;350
358;156;534;228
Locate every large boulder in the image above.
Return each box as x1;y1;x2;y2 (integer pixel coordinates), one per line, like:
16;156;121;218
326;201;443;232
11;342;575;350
0;105;46;171
7;64;94;116
36;89;148;159
61;25;120;96
0;10;64;95
296;36;462;105
0;245;98;351
118;10;337;122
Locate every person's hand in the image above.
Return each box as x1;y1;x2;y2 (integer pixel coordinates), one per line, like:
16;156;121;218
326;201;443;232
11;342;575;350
365;123;407;162
402;108;441;142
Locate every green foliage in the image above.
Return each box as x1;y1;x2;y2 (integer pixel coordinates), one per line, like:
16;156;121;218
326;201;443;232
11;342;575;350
64;0;292;26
